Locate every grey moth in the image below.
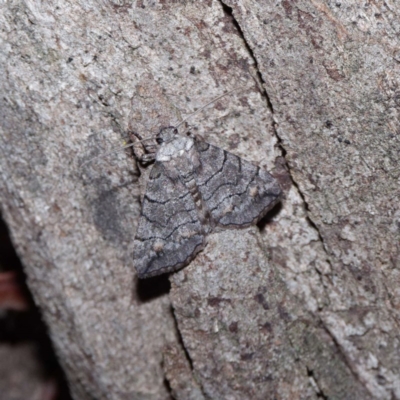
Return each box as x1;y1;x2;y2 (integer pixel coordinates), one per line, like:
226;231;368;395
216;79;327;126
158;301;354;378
132;126;282;278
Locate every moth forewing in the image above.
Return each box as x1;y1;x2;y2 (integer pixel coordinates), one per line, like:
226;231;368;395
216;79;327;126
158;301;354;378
133;127;282;278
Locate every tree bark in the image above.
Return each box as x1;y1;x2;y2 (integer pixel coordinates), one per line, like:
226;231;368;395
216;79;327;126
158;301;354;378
0;1;399;399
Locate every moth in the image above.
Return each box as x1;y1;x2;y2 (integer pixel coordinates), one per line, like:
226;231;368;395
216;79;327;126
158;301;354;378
132;125;282;279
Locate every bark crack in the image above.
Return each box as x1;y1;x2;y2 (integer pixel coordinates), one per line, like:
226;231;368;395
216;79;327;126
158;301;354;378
319;321;373;396
217;2;374;397
219;2;274;112
307;367;328;399
219;0;334;286
169;305;208;399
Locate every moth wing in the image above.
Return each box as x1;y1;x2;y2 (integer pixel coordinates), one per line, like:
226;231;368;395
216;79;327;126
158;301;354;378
133;161;205;278
195;140;282;228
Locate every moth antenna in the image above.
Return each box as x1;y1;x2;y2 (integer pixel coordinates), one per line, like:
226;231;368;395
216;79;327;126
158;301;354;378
175;86;250;130
79;136;154;168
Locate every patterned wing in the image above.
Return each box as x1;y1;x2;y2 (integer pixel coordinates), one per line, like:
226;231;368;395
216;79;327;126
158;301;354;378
133;161;205;278
195;140;282;228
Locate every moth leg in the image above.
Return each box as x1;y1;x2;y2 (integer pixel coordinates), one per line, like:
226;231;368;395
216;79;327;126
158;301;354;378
129;131;157;165
141;153;156;164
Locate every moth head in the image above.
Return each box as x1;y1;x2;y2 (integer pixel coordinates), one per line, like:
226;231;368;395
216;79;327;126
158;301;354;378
156;127;178;145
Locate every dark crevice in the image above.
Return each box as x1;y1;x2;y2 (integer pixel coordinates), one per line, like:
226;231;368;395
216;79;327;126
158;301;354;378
282;159;333;263
163;374;174;400
318;320;367;392
136;273;171;302
219;2;275;113
307;367;328;399
257;201;282;231
0;214;73;400
170;305;194;371
169;304;209;399
218;0;334;281
216;2;371;397
219;0;331;266
219;0;284;175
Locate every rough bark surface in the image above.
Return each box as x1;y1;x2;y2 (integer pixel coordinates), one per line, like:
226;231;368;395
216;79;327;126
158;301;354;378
0;1;398;400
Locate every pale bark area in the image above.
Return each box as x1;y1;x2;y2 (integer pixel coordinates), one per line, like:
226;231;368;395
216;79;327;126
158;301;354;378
0;1;399;400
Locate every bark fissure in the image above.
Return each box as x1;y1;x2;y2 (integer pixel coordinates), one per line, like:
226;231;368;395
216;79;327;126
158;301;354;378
172;308;195;370
166;306;208;400
219;0;333;314
319;321;372;395
216;2;377;397
306;367;328;399
218;1;275;111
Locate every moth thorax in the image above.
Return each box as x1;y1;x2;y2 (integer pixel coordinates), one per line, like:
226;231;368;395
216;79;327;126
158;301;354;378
249;186;259;198
153;241;164;253
157;126;178;144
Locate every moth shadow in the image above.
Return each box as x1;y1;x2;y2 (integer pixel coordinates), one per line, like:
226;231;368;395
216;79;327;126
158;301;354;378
135;274;171;302
257;202;283;232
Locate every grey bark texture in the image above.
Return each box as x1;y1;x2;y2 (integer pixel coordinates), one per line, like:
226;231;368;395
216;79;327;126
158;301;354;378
0;1;399;399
